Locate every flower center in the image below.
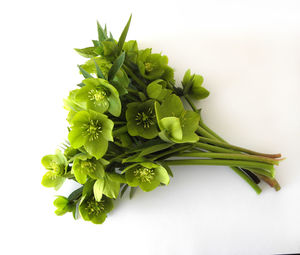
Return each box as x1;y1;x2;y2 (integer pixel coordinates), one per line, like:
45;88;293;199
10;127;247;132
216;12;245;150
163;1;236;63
80;160;96;173
86;199;105;216
50;162;64;175
135;108;155;128
134;167;155;183
82;120;102;141
145;62;153;73
88;89;107;102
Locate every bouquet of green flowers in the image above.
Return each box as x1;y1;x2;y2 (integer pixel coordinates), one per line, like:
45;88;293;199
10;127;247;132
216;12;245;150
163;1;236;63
41;15;284;224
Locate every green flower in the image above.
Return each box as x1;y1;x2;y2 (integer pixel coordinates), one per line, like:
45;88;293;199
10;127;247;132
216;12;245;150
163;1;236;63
123;162;170;192
155;94;200;143
126;100;158;139
146;79;172;102
79;195;113;224
80;57;130;96
182;69;209;100
41;150;67;190
68;110;114;159
137;48;174;82
75;78;121;117
53;196;74;216
72;154;108;184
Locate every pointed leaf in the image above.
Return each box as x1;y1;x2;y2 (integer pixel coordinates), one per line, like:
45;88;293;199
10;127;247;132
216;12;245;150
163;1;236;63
117;15;132;55
108;52;125;81
97;21;107;42
78;65;93;78
93;59;105;79
74;47;98;58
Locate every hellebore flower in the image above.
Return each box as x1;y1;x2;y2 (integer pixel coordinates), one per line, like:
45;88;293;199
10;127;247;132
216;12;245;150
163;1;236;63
155;94;200;143
123;162;170;192
137;48;174;82
146;79;172;102
126;100;158;139
68;110;114;159
41;150;67;190
79;195;113;224
75;78;121;117
53;196;74;216
72;154;108;184
182;69;210;100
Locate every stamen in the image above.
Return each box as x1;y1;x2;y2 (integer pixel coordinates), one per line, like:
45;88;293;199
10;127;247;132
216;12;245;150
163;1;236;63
135;108;156;128
134;167;155;183
82;120;102;141
145;62;153;72
88;89;107;103
86;199;105;215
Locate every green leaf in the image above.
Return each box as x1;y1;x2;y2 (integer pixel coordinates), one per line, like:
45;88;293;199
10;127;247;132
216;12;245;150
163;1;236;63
117;15;132;56
82;178;95;198
129;187;137;199
93;178;104;202
72;204;79;220
97;21;108;42
75;47;98;58
139;143;173;157
120;184;129;198
102;40;117;57
93;59;105;79
68;187;83;201
78;65;93;78
108;52;125;81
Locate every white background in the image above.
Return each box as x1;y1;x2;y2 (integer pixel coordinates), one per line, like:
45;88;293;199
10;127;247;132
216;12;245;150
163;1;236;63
1;0;300;254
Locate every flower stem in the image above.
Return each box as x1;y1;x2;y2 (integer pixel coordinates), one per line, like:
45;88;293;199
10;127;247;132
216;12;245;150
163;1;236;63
151;145;192;161
198;137;282;159
113;126;128;136
175;152;279;166
184;95;198;112
165;159;274;171
123;65;147;91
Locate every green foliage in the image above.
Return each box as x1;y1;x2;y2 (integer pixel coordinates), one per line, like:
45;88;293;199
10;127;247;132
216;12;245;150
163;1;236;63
41;15;282;225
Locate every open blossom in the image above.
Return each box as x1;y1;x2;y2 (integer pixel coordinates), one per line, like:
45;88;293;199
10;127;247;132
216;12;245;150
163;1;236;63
123;162;170;192
68;110;114;159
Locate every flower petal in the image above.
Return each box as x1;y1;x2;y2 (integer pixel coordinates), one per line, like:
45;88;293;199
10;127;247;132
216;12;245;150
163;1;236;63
68;126;87;149
84;136;108;159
